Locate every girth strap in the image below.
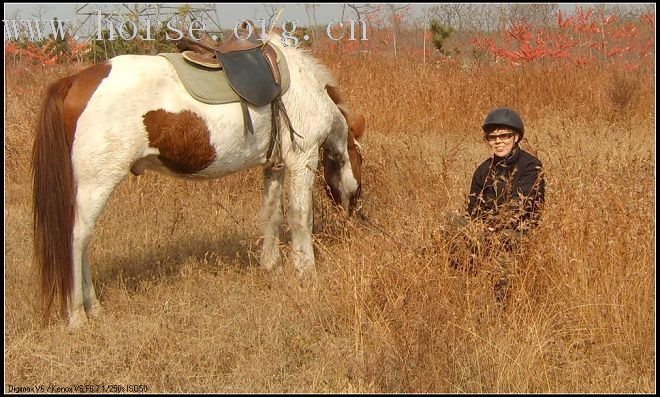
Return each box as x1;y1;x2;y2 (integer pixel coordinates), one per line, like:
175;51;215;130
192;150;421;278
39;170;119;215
263;95;302;167
275;96;302;146
236;95;301;167
240;99;255;136
266;100;280;165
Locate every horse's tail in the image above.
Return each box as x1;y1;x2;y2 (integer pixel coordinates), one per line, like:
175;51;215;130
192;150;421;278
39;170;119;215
33;76;76;320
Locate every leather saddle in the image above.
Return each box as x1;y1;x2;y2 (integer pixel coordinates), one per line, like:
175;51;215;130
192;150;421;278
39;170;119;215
179;23;281;107
176;21;297;166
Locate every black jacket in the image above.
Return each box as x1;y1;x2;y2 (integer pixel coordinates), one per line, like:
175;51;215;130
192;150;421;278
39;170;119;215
467;147;545;232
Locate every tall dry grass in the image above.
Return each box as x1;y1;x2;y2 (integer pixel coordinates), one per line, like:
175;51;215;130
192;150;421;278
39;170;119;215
4;52;655;393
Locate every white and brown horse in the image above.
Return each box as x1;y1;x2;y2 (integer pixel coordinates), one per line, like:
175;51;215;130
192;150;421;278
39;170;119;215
32;35;365;329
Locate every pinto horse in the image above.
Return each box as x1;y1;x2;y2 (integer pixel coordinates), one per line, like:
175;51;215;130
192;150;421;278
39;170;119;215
32;35;365;329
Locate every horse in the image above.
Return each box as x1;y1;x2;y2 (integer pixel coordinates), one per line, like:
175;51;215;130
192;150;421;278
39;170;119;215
32;33;366;329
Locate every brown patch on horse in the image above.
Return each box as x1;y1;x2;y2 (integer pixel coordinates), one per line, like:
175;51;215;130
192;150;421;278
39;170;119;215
326;84;366;144
61;62;111;146
346;114;365;209
142;109;216;174
347;116;365;178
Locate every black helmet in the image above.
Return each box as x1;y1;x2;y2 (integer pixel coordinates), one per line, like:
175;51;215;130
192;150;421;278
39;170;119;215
482;108;524;141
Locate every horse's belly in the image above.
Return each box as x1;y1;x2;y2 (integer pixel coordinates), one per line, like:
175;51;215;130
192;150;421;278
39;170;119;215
194;142;269;178
131;133;266;179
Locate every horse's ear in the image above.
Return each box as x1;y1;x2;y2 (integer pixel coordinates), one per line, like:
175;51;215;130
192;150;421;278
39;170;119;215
350;114;366;141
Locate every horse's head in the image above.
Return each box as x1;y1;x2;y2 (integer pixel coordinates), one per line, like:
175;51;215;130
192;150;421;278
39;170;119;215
322;106;366;215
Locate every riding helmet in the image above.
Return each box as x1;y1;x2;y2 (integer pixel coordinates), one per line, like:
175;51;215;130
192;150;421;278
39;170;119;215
482;107;524;141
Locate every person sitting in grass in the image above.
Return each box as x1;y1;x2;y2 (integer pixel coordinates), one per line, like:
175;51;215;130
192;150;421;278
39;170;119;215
444;107;545;302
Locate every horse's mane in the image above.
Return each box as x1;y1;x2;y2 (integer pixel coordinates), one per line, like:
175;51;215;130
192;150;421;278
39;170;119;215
297;48;338;88
266;32;337;88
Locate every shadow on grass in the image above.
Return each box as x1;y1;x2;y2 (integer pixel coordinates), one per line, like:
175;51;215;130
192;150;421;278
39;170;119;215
95;234;257;295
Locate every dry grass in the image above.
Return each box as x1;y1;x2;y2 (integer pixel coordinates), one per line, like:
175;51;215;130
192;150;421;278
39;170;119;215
4;53;655;393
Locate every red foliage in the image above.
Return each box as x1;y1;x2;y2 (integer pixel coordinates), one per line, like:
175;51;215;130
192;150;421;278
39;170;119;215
5;36;89;66
469;6;655;68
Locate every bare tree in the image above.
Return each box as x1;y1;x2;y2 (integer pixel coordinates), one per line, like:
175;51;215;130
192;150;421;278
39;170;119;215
346;3;379;51
451;4;511;32
346;3;380;21
418;6;430;63
602;3;656;21
504;3;558;28
428;3;481;31
262;3;278;28
385;3;410;58
472;4;505;32
304;3;319;47
29;4;50;21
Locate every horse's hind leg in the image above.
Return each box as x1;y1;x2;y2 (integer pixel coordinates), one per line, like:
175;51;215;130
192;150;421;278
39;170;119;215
259;166;285;271
82;246;101;317
69;179;123;328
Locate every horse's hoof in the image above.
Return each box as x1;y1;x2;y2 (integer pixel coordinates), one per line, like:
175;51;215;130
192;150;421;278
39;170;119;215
86;303;103;319
295;265;318;285
259;255;282;273
67;308;87;331
261;264;284;275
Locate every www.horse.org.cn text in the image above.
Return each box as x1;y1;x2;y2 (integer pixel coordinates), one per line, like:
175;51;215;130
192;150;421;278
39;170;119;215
4;13;369;48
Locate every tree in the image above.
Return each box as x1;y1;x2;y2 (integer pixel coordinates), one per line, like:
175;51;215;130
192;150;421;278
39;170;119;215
385;3;411;58
428;3;480;32
304;4;320;48
346;3;379;51
504;3;558;28
429;19;455;55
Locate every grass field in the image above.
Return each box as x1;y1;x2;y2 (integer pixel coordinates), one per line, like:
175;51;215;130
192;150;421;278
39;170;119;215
4;50;655;393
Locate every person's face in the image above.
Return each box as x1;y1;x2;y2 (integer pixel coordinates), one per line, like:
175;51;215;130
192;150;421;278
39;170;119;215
485;126;518;157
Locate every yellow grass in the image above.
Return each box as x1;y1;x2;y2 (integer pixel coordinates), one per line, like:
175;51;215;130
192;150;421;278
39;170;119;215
4;54;655;393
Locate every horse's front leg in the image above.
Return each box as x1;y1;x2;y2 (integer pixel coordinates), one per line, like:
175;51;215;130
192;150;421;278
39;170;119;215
260;166;285;271
286;150;319;275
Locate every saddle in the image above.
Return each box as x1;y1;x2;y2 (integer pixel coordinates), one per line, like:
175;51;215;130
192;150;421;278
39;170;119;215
176;22;297;166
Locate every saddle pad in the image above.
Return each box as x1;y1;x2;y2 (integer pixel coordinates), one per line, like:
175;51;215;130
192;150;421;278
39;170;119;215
159;45;290;105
